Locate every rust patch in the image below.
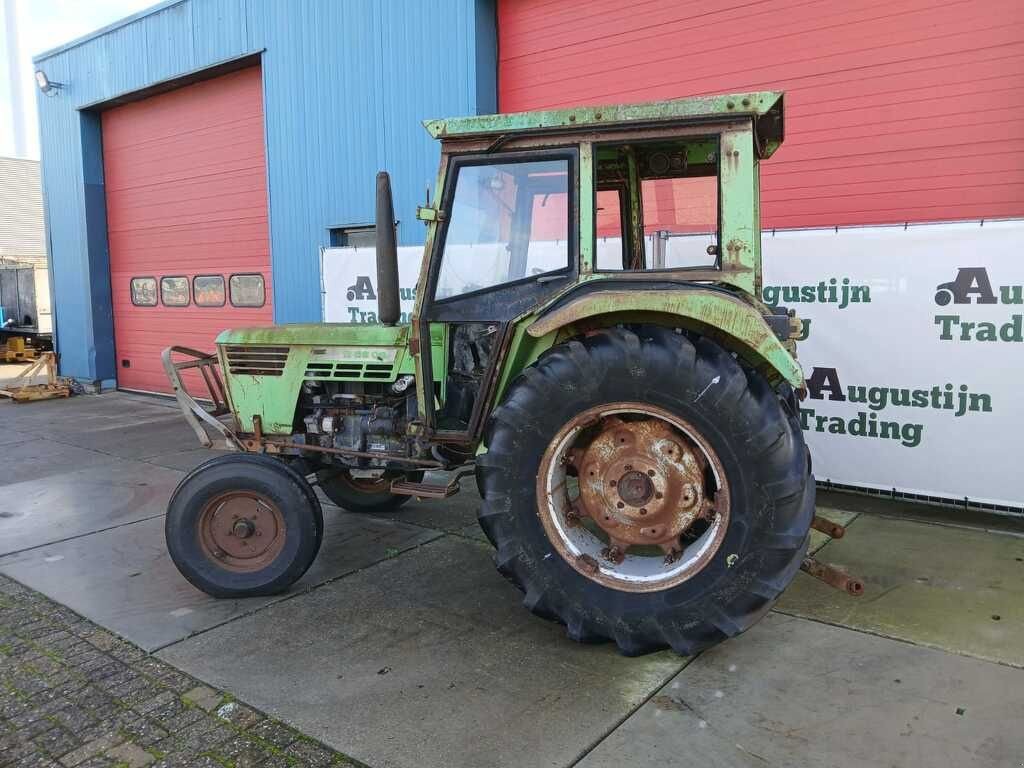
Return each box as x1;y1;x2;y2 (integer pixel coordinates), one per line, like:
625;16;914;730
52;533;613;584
800;556;864;596
573;415;707;559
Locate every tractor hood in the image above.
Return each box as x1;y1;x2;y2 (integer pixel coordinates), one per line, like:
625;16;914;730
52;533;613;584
216;323;413;347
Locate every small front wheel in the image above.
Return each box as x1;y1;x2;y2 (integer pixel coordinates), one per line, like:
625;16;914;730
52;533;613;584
166;454;323;597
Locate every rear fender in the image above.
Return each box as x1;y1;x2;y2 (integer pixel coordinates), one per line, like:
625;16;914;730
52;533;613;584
525;288;803;387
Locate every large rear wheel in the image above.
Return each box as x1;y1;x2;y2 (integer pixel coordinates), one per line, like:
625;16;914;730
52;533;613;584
476;326;813;656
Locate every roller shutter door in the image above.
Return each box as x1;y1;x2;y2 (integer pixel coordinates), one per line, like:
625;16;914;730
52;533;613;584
103;66;272;393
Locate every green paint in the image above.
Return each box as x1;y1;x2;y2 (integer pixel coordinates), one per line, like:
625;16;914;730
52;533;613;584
424;91;785;158
525;288;804;387
220;324;445;434
578;142;594;274
718;127;758;296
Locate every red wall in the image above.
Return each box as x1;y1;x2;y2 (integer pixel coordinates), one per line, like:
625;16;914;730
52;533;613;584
103;67;272;393
498;0;1024;229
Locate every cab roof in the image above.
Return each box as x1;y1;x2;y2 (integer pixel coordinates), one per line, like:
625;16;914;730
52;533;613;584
424;91;785;158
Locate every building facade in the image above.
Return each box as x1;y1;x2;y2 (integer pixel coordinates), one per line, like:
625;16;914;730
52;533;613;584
35;0;1023;392
34;0;495;390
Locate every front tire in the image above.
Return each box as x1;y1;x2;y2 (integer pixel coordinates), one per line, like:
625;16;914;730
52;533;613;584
166;454;324;598
476;326;813;656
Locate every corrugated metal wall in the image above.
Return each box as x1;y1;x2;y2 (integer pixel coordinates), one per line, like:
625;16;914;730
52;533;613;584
0;156;46;267
497;0;1024;229
35;0;496;384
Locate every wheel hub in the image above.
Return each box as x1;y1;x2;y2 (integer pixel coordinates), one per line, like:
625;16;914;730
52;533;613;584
617;470;653;507
198;492;286;572
572;415;710;560
232;518;257;539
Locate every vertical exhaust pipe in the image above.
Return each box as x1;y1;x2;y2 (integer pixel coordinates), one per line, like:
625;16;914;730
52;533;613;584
375;171;400;326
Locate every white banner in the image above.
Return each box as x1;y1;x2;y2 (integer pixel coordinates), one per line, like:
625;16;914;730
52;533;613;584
321;220;1023;508
763;220;1022;509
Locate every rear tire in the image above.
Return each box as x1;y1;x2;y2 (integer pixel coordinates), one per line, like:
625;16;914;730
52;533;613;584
166;453;323;598
476;326;813;656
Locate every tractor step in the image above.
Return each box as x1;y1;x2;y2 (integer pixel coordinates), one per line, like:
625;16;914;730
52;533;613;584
390;466;475;499
390;480;460;499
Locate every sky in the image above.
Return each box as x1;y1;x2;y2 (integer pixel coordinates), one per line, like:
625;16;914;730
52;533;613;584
1;0;154;159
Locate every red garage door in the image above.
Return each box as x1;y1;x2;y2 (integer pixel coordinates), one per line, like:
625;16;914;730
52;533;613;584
498;0;1024;229
103;66;272;393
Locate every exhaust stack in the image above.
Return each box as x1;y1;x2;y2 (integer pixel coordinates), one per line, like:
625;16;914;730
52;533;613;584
375;172;400;326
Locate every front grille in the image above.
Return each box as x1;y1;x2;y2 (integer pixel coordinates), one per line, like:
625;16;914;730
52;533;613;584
224;346;290;376
303;361;396;381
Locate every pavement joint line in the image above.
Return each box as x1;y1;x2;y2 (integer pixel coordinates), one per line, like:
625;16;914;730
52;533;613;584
148;530;452;655
865;512;1024;539
769;606;1024;671
0;433;139;465
567;653;695;767
0;512;169;560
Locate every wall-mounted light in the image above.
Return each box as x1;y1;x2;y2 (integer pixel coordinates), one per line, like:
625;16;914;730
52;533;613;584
34;70;64;96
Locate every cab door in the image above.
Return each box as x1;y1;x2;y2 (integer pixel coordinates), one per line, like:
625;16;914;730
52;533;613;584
417;148;578;442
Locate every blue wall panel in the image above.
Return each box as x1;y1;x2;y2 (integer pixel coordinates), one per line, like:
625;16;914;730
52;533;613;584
34;0;496;382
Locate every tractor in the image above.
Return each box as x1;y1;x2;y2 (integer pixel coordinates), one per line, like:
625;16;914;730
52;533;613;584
163;91;854;656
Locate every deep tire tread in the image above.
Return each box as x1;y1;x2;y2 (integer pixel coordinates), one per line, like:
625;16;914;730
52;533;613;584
476;325;814;656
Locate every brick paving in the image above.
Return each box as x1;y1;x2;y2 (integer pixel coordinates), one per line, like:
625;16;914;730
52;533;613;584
0;575;362;768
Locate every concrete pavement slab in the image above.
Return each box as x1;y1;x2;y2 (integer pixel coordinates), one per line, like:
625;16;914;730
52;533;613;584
0;458;184;555
24;413;202;461
0;509;441;651
579;612;1024;768
0;426;35;445
143;447;219;473
777;515;1024;667
0;391;175;431
0;437;120;486
157;535;685;768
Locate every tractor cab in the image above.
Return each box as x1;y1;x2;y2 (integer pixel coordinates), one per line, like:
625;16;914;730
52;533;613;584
410;91;791;442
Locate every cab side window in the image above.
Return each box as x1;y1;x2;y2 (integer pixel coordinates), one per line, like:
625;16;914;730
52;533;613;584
595;139;718;271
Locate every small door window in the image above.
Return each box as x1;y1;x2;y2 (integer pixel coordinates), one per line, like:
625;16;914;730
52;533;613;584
160;276;190;307
229;273;266;307
130;277;157;306
193;275;226;307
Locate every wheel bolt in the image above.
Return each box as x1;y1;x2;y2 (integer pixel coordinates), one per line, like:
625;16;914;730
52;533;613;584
647;469;655;477
617;501;625;509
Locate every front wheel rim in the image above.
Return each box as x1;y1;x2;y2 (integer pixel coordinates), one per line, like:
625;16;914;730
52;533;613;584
198;490;287;572
536;403;731;593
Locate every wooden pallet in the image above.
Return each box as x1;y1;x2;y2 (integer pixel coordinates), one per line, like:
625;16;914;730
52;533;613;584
0;353;71;403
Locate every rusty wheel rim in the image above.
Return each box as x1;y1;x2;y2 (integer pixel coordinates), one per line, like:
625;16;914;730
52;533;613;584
198;491;287;572
536;403;731;592
335;472;393;494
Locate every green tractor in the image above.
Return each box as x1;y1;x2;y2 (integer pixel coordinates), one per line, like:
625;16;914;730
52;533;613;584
164;91;838;656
